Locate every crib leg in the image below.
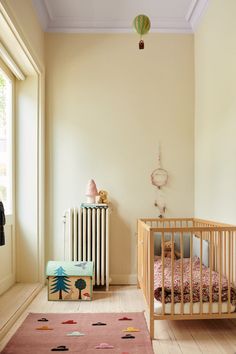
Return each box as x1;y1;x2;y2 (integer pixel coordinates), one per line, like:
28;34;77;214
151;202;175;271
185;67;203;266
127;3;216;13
150;315;154;339
137;279;141;289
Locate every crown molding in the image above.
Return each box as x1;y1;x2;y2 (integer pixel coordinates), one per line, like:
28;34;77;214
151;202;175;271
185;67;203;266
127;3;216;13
44;0;55;21
46;16;192;34
46;27;193;34
186;0;209;31
32;0;209;34
32;0;50;31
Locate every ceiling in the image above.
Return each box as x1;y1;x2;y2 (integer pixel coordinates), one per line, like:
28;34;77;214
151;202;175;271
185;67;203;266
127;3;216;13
32;0;209;33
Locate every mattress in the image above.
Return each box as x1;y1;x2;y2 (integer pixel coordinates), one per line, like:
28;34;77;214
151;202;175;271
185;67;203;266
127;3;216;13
154;299;236;315
154;256;236;305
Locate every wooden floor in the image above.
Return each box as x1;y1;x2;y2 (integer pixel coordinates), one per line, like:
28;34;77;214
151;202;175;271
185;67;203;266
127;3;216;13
1;285;236;353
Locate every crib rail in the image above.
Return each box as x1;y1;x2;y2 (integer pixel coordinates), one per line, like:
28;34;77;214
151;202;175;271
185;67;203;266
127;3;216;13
137;218;236;339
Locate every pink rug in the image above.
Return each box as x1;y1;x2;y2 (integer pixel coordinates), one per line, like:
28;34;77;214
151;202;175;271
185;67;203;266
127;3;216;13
1;312;154;354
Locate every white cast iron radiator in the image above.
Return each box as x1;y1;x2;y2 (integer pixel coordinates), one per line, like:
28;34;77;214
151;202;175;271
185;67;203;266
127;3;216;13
63;205;110;290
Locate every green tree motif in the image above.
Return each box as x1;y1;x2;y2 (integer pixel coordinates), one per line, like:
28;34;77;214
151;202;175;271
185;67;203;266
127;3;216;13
50;266;71;300
75;278;86;299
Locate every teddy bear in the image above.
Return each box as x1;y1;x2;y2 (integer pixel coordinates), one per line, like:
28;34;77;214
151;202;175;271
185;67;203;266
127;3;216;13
98;190;108;204
162;240;180;259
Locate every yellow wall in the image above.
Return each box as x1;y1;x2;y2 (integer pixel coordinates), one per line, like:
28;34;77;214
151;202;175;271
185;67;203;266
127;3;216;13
194;0;236;223
46;33;194;282
1;0;44;68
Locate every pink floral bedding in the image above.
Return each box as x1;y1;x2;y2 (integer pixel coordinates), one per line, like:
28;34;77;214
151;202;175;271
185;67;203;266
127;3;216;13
154;256;236;304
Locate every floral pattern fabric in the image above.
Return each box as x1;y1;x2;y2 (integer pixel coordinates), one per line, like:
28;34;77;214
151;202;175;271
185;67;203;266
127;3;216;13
154;256;236;304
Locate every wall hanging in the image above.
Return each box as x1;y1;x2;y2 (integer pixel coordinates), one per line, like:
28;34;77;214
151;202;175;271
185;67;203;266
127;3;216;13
151;146;168;218
133;14;151;50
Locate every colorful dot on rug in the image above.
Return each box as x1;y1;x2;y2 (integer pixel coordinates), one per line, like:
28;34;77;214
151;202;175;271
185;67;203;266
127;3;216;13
118;317;132;321
37;317;48;322
121;334;135;339
95;343;114;349
61;320;77;324
92;321;107;326
66;331;85;336
36;326;53;330
51;345;69;352
122;327;140;332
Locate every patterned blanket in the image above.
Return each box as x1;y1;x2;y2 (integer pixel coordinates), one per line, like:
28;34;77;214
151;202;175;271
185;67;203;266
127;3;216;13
154;256;236;304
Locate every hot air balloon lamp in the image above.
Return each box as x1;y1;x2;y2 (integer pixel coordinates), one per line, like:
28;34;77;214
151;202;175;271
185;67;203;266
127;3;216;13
133;14;151;50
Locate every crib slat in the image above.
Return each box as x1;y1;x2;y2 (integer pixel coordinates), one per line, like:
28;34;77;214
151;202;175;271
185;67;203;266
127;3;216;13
161;232;165;315
234;231;236;283
190;232;193;315
180;232;184;315
171;233;174;315
214;232;217;271
200;232;203;315
224;231;226;276
228;231;231;314
209;231;213;314
231;232;233;284
219;231;222;314
143;229;147;301
232;231;236;284
149;230;154;339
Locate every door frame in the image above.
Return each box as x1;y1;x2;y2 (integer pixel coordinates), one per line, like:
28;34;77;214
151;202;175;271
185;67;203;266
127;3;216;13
0;2;45;284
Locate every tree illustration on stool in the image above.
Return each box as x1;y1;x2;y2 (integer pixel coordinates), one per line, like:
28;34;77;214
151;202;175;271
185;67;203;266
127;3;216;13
50;266;71;300
75;278;86;299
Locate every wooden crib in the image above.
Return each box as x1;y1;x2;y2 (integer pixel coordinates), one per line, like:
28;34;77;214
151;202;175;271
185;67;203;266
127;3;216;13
137;218;236;339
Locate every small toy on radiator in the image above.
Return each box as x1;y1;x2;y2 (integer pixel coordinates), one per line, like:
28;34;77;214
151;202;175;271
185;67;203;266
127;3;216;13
97;190;109;204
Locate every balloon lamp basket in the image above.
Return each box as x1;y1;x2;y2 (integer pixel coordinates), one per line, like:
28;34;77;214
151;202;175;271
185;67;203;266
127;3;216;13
139;40;144;49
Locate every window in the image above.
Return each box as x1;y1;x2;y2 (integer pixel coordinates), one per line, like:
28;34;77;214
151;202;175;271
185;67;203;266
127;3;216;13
0;65;13;214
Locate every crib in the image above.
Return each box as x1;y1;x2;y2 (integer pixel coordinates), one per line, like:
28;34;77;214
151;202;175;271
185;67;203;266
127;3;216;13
137;218;236;339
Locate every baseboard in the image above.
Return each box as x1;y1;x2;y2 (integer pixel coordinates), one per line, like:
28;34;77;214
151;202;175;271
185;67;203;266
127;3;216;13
0;283;43;341
0;274;15;296
110;274;137;285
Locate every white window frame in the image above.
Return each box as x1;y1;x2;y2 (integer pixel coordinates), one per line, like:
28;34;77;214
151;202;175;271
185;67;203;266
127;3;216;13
0;57;14;221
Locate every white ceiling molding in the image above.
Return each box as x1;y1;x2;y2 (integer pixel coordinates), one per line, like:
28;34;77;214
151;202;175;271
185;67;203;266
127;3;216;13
46;17;192;34
32;0;209;34
32;0;50;31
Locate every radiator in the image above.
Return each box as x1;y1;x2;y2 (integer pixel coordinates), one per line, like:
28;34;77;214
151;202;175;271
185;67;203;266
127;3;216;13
64;205;110;290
